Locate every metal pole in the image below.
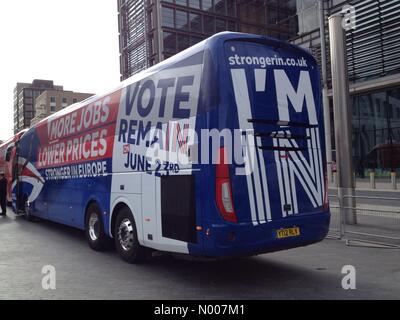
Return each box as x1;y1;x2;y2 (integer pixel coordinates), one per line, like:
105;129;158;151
328;13;357;225
319;0;333;184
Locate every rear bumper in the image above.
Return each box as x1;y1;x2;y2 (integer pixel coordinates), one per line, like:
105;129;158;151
201;211;330;257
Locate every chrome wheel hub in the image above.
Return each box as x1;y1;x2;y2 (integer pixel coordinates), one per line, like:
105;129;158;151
88;213;99;241
117;219;134;251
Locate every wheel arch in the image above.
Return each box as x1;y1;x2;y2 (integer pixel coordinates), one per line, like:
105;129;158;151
83;197;105;230
109;197;135;238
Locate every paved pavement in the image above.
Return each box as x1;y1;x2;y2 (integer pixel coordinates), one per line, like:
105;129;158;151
0;207;399;300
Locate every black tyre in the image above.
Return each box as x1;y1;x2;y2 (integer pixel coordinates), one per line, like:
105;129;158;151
114;206;146;263
85;203;111;252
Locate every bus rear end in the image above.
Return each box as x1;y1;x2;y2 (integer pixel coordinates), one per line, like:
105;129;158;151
201;35;330;257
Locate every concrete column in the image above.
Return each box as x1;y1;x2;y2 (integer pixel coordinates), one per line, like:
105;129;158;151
329;14;357;225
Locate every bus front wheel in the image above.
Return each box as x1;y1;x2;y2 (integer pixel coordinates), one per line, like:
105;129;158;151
85;203;111;252
114;207;146;263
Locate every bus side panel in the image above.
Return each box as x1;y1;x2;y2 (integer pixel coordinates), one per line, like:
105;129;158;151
14;91;121;231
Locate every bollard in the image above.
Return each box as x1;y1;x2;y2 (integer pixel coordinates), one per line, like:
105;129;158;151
370;171;376;189
333;172;338;187
391;172;397;190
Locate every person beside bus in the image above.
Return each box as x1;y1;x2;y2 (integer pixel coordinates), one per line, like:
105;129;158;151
0;173;7;216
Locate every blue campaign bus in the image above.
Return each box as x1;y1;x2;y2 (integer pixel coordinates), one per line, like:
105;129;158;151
13;32;330;263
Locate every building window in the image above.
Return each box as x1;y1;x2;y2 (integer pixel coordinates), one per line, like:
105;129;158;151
297;0;319;35
202;0;213;12
190;13;202;33
50;96;57;112
188;0;200;9
73;98;78;103
190;35;203;46
162;7;174;28
214;0;226;15
25;111;34;118
203;16;215;34
163;31;176;53
25;97;33;104
62;97;68;108
177;34;190;51
352;87;400;174
175;0;187;7
227;20;236;31
176;10;188;30
227;0;236;17
216;18;226;32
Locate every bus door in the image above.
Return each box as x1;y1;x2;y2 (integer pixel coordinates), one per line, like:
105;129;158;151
155;172;198;254
139;167;198;253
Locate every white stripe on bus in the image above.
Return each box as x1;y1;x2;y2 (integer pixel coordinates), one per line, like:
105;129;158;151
254;69;267;92
280;139;294;216
257;137;272;222
231;69;260;225
316;128;325;203
274;138;287;218
232;69;272;224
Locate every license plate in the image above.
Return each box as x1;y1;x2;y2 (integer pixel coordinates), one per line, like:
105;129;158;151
276;227;301;239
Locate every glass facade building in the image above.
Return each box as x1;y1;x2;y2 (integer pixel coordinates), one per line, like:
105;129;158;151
268;0;400;175
117;0;316;79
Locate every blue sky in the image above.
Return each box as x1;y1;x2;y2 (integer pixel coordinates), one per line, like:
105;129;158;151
0;0;120;141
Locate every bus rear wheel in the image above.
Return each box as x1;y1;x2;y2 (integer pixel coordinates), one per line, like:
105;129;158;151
114;207;146;263
85;203;111;252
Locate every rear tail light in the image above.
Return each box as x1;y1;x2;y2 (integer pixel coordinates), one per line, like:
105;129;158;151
216;148;237;223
